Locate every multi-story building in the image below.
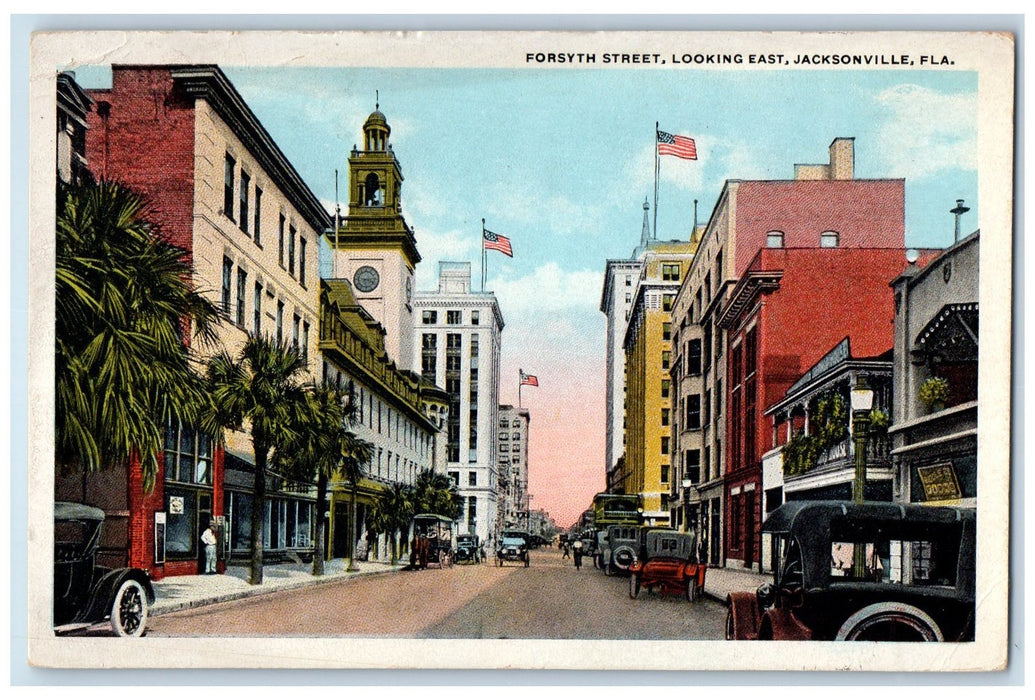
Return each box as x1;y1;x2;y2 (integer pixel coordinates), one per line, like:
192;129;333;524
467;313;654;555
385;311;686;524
57;65;327;577
670;137;907;569
623;239;699;526
890;229;979;508
319;280;449;563
56;71;93;186
497;404;531;530
413;262;504;545
600;201;653;493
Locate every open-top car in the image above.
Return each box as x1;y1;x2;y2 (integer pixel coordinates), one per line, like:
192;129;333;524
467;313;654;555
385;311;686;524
628;529;706;601
726;501;976;641
454;534;483;564
53;502;155;637
497;530;530;567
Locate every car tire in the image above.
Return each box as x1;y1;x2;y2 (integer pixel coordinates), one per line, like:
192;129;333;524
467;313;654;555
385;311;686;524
110;579;148;637
835;602;944;642
685;577;697;602
629;574;640;599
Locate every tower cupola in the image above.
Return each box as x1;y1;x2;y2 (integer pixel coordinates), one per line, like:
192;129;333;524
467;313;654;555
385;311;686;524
363;100;391;152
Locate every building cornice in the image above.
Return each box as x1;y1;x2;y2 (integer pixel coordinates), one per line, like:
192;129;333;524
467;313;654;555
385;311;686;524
715;270;783;330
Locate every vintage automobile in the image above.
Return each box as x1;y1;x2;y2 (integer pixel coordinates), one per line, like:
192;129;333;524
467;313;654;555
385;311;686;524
53;502;155;637
598;524;640;576
410;513;454;569
726;501;976;642
454;534;483;564
628;529;706;601
496;530;530;567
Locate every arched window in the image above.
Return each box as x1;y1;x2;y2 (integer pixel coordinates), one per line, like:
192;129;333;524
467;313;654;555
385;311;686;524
765;230;784;248
364;173;381;206
821;230;840;248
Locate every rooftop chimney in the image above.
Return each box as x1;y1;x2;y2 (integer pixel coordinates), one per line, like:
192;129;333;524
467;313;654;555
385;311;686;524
950;199;970;243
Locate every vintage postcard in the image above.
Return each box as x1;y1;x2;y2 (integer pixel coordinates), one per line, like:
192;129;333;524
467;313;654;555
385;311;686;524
26;29;1013;671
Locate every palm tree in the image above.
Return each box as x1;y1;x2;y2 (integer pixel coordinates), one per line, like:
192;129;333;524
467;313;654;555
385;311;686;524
369;483;413;565
273;384;372;576
412;469;462;521
202;336;310;585
55;180;218;490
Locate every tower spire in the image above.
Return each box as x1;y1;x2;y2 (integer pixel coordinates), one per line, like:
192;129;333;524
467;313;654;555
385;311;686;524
375;89;379;110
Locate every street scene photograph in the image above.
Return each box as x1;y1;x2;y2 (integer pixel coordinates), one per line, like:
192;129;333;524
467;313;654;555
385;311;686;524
28;29;1013;671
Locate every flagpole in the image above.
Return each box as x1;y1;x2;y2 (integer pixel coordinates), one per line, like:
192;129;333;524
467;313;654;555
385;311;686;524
653;121;660;240
481;218;487;292
519;368;523;408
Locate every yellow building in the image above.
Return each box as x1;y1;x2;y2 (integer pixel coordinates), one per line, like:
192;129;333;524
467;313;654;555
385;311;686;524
623;239;698;524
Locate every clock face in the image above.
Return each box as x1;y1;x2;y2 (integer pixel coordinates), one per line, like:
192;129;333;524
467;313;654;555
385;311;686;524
353;265;380;293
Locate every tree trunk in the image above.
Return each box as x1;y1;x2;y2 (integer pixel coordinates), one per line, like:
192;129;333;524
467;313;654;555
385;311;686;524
312;469;327;576
249;440;268;585
390;528;397;565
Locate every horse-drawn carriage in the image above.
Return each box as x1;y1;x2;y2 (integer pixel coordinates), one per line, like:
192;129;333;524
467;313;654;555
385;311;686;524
409;513;454;569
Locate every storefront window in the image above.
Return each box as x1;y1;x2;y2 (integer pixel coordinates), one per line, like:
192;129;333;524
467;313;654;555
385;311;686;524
164;490;197;557
165;419;214;485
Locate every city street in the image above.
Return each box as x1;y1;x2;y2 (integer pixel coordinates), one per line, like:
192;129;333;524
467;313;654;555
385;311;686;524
147;548;726;639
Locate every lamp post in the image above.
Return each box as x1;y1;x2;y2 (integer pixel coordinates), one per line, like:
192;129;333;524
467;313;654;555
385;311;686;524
850;376;874;577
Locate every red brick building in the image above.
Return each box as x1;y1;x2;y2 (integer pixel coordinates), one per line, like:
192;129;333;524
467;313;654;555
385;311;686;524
55;65;328;578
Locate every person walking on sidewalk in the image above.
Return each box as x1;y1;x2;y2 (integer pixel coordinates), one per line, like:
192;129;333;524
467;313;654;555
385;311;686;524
201;521;218;574
572;539;583;571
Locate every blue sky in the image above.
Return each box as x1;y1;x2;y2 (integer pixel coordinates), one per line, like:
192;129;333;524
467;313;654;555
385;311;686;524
71;64;979;523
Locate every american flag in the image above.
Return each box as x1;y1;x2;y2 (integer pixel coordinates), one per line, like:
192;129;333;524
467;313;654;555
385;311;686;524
483;229;513;257
657;130;698;160
520;371;539;387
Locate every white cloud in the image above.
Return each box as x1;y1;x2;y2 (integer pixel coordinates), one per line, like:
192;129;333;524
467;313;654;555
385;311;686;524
873;84;977;180
488;262;602;316
483;182;609;239
413;226;480;290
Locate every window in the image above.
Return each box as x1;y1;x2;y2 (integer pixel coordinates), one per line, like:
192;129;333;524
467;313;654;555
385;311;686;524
447;333;462;350
686;449;701;484
422;310;438;324
236;268;246;326
448;471;459;486
254;187;263;246
766;230;785;248
253;281;263;335
687;395;701;430
292;314;301;351
663;322;672;341
221;257;233;314
687;339;702;375
662;350;671;370
662;294;674;312
302;322;310;361
661;408;670;426
471;310;480;325
625;276;631;286
447;310;462;325
821;230;840;248
288;226;296;276
661;464;670;483
276;301;284;344
469;471;477;486
662;264;680;281
299;237;307;287
164;419;214;485
661;436;670;455
239;171;250;234
661;379;671;399
704;389;711;424
223;153;235;220
278;215;286;268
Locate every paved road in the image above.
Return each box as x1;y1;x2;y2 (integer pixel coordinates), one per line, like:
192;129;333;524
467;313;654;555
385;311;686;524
147;548;726;639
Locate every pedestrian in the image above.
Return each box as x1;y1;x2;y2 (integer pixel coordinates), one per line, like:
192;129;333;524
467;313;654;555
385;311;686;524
201;521;218;574
572;539;583;571
562;541;571;560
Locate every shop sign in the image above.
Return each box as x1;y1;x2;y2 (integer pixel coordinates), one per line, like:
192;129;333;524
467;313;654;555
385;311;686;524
169;496;184;515
917;463;962;501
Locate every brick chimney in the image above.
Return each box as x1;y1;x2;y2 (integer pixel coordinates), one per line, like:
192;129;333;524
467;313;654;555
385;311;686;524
793;137;855;180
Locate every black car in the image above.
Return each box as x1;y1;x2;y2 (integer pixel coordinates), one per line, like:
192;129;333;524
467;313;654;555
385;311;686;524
726;501;975;642
455;535;483;564
496;532;530;567
54;502;156;637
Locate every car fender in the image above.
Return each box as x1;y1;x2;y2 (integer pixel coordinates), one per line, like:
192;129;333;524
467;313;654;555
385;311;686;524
726;591;761;640
83;568;155;624
758;605;813;641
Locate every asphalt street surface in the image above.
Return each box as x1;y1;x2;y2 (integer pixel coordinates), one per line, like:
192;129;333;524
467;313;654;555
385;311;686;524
147;547;727;639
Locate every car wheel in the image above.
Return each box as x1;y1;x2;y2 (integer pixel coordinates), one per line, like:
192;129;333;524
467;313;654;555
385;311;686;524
628;574;640;599
685;577;697;602
524;555;529;568
110;579;148;637
593;555;601;570
835;602;944;642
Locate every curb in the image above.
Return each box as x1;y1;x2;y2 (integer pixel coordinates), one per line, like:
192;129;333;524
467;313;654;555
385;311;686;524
151;565;404;616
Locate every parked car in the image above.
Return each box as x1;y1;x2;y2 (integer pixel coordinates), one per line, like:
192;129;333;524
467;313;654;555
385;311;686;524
726;501;976;641
410;513;454;569
628;529;706;601
497;531;530;567
53;502;155;637
598;524;639;576
455;534;482;564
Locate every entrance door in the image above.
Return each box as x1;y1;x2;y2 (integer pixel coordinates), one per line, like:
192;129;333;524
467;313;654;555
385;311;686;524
197;493;212;573
332;503;349;559
743;490;755;567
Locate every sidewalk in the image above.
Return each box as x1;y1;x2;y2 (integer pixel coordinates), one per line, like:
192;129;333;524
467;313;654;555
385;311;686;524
151;558;405;616
702;565;770;604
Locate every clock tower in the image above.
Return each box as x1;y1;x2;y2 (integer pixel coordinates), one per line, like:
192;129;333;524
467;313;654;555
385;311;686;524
328;103;421;371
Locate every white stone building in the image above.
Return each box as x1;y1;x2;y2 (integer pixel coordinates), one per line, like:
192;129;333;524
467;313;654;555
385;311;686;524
497;404;531;530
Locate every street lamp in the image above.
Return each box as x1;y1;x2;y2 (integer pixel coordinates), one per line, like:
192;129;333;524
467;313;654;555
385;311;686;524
850;376;874;578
